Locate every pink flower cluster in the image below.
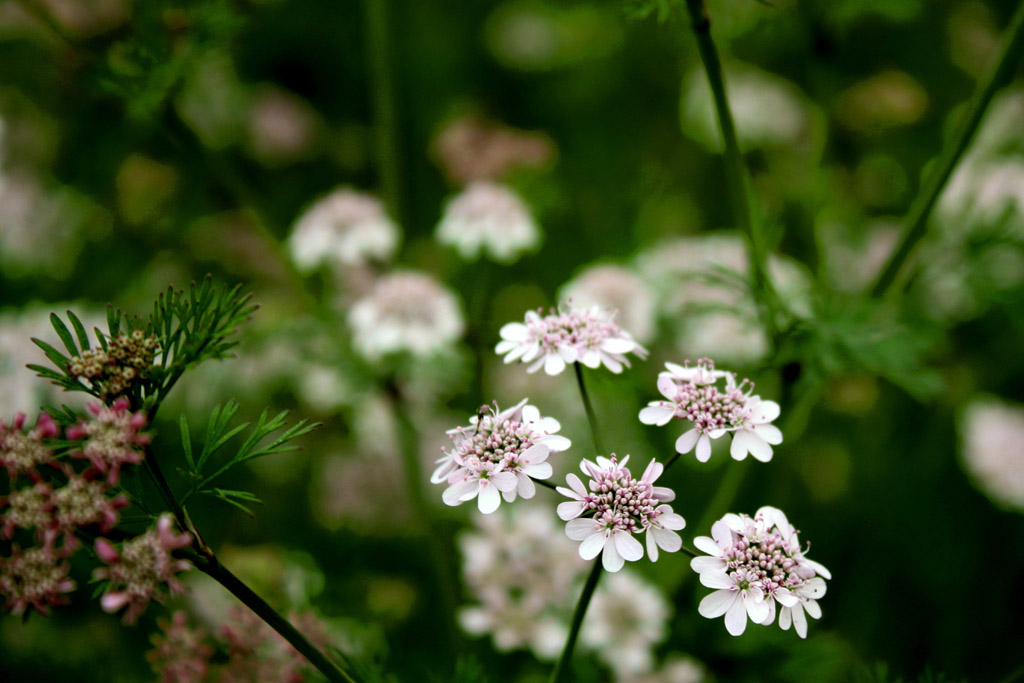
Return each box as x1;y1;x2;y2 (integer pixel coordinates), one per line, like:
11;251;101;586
557;455;685;572
639;359;783;462
432;400;570;514
496;304;647;375
94;514;193;623
690;506;830;638
68;397;149;485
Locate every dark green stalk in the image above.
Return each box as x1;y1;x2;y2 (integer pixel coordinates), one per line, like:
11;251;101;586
363;0;405;227
548;560;603;683
870;0;1024;297
573;364;606;455
189;550;357;683
532;477;559;491
682;0;779;338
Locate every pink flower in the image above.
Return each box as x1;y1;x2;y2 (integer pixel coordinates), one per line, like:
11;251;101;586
0;411;57;478
68;398;149;485
0;544;76;616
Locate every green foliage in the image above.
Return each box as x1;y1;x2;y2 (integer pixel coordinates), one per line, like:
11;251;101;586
178;399;318;512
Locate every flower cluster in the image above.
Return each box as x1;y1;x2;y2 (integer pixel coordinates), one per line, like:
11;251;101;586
639;359;782;463
690;506;830;638
436;181;540;263
94;513;193;623
583;570;672;678
68;397;150;485
0;411;58;477
147;611;214;683
496;304;647;375
0;545;76;616
433;400;570;513
557;455;685;572
287;187;399;271
348;270;464;360
431;114;553;185
67;330;159;398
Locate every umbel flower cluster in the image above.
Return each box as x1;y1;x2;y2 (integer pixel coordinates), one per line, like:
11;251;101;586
67;330;160;398
0;403;192;622
432;400;570;513
691;506;830;638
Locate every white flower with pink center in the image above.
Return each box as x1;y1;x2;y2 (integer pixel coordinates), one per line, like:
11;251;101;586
691;506;830;638
435;181;540;263
495;304;647;376
557;455;685;572
639;358;782;463
433;400;570;514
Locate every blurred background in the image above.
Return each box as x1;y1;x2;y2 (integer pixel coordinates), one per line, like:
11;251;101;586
2;0;1024;680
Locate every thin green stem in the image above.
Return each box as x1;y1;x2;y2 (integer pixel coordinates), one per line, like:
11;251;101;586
532;477;560;491
870;0;1024;297
573;364;606;456
363;0;405;227
188;550;357;683
682;0;779;339
548;560;603;683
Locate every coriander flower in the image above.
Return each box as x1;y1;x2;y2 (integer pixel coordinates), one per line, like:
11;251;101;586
639;359;782;463
348;271;464;360
557;455;684;572
691;506;830;638
960;396;1024;511
0;544;76;617
287;188;399;271
496;304;647;376
436;181;540;263
434;400;570;513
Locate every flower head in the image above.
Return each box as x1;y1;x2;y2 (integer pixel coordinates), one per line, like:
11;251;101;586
434;400;570;513
436;182;540;263
67;330;159;398
147;611;214;683
0;411;57;478
47;469;128;549
581;570;671;677
68;398;149;485
691;506;830;638
496;304;647;376
960;396;1024;511
557;455;684;572
639;359;782;463
94;513;193;623
348;271;464;360
288;188;399;270
0;544;76;616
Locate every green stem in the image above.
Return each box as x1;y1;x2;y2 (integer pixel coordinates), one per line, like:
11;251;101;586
532;477;559;491
682;0;779;339
189;550;357;683
573;364;606;456
870;0;1024;297
363;0;404;227
548;560;603;683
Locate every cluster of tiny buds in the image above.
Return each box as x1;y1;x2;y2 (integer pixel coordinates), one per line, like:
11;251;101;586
586;457;659;530
67;330;159;398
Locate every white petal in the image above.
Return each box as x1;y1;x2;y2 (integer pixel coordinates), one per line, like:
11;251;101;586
746;594;770;623
805;559;832;580
443;479;477;506
541;435;571;451
566;473;587;497
580;350;601;368
613;531;644;562
791;603;808;638
803;577;827;599
724;594;748;635
699;571;734;590
499;322;529;342
754;423;783;445
566;517;597;540
557;344;578;363
651;527;682;553
695;434;712;462
477;485;501;514
521;462;552;479
750;400;780;423
579;532;606;560
646;530;659;562
602;541;625;572
730;430;753;460
804;599;822;620
519;443;550;464
557;501;586;521
699;589;736;618
602;355;624;373
544;353;566;375
690;556;723;574
779;606;792;631
711;520;733;547
639;404;676;426
675;429;700;454
693;536;723;556
516;474;536;499
491;471;520;492
601;338;635;354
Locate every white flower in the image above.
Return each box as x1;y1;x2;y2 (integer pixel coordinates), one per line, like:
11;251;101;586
691;506;830;638
960;396;1024;511
288;188;399;271
639;359;782;463
347;271;464;360
496;304;647;376
559;264;657;344
435;181;540;263
433;400;570;514
457;503;586;660
557;455;685;572
581;570;671;677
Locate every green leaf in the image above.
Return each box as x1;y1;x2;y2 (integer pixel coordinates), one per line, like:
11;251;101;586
31;338;70;369
49;313;79;358
202;488;263;516
180;415;194;472
106;304;121;337
66;310;91;351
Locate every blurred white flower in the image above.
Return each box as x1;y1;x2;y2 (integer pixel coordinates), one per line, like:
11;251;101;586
559;264;656;344
960;396;1024;511
433;399;570;514
496;303;647;375
348;271;464;360
640;359;782;463
691;506;830;638
288;188;399;271
435;181;540;263
621;656;707;683
582;570;671;677
457;503;586;660
431;115;554;185
245;85;320;167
